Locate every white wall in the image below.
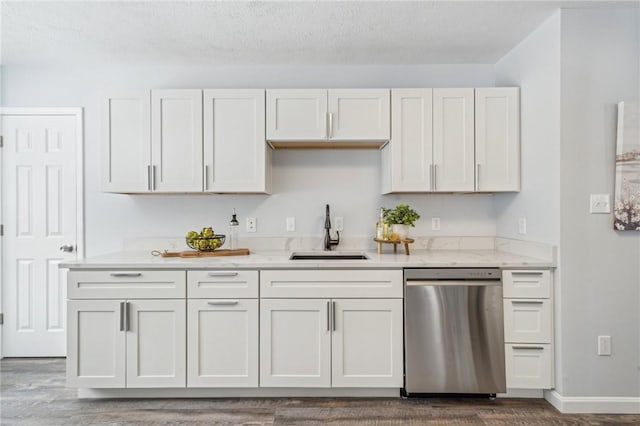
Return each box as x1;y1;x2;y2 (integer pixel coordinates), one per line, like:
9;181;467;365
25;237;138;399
560;8;639;398
494;12;561;245
1;64;496;256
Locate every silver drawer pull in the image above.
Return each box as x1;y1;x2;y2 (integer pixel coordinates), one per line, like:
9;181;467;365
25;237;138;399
110;273;142;277
207;301;239;306
511;271;544;276
207;272;239;277
511;300;544;304
512;346;544;350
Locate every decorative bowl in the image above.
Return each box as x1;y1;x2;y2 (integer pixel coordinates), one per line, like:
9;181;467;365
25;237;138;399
185;235;226;251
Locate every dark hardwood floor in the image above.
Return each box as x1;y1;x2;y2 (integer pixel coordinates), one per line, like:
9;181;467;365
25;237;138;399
1;358;639;425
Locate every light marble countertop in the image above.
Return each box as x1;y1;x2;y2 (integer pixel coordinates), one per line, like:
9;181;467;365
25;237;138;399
60;248;554;270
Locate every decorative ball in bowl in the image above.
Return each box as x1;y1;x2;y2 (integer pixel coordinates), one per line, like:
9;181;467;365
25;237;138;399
186;235;226;251
185;228;225;251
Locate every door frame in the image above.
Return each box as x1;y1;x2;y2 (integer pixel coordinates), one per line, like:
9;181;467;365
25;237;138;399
0;107;85;358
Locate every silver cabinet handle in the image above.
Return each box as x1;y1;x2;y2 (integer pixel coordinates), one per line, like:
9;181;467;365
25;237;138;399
59;244;74;253
207;300;239;306
326;301;330;332
511;271;544;276
477;164;481;191
125;302;130;332
207;272;238;277
119;302;125;332
429;164;434;191
151;165;156;190
204;165;208;190
110;273;142;277
512;346;544;350
433;164;438;191
332;301;336;331
325;112;329;139
147;165;152;191
511;300;544;304
328;112;334;139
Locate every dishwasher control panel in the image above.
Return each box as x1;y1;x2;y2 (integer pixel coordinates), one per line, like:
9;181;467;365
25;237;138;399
404;268;501;281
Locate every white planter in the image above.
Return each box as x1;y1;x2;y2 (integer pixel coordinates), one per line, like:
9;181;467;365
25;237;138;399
390;224;410;240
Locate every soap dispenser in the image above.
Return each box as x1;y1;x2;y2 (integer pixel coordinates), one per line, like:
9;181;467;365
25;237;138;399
228;208;239;250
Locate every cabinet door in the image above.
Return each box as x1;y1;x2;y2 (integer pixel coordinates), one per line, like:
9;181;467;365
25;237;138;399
101;92;151;193
203;90;270;193
475;88;520;192
384;89;433;193
187;299;258;387
331;299;403;388
266;89;328;140
67;300;125;388
433;88;475;192
328;89;390;140
260;299;331;387
126;299;186;388
151;90;203;192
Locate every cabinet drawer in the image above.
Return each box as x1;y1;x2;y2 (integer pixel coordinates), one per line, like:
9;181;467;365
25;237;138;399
503;270;551;298
505;344;553;389
68;270;186;299
260;270;403;298
504;299;552;343
187;270;258;298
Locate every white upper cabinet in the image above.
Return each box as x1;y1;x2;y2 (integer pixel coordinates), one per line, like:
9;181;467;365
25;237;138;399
102;92;151;193
433;88;475;192
382;89;433;193
151;89;203;192
475;87;521;192
203;90;270;193
266;89;390;143
266;89;328;140
328;89;390;140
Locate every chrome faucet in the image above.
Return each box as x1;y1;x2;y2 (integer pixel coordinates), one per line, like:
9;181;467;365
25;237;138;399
323;204;340;251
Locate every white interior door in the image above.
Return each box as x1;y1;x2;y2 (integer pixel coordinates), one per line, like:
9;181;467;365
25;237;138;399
1;109;83;357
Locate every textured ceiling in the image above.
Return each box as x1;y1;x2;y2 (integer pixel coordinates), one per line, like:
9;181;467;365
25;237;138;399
0;1;635;65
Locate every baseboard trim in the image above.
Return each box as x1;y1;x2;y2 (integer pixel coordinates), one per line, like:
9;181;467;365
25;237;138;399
544;390;640;414
78;387;400;399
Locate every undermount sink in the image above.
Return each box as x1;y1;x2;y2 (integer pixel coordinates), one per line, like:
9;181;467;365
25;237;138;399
289;252;369;260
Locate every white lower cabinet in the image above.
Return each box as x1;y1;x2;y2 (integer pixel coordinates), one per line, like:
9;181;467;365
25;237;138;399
502;269;554;390
67;299;186;388
331;299;403;388
187;299;259;387
260;299;332;387
259;297;403;388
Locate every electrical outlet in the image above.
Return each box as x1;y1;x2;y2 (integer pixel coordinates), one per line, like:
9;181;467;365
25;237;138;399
286;217;296;232
518;218;527;235
246;217;257;233
432;217;441;231
335;216;344;232
598;335;611;356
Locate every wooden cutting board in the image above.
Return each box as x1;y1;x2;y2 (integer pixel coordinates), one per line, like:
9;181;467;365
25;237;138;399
154;248;250;258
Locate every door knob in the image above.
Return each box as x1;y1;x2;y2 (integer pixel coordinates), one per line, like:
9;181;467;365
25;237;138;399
59;244;74;253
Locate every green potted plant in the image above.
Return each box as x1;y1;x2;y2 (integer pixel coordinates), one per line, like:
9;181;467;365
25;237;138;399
383;204;420;239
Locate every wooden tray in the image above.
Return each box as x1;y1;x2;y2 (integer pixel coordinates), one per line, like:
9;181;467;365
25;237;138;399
152;248;250;258
373;238;414;255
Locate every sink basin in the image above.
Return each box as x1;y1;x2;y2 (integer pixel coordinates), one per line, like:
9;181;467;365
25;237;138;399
289;252;369;260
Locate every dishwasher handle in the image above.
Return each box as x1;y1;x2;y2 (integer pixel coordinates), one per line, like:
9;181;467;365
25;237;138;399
406;279;501;287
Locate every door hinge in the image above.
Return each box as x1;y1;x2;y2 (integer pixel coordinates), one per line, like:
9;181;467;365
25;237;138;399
0;313;4;325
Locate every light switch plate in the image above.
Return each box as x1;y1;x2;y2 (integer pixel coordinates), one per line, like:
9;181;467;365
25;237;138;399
286;217;296;232
432;217;441;231
334;216;344;232
590;194;611;214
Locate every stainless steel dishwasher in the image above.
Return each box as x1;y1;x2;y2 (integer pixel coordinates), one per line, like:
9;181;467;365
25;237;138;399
403;268;505;396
